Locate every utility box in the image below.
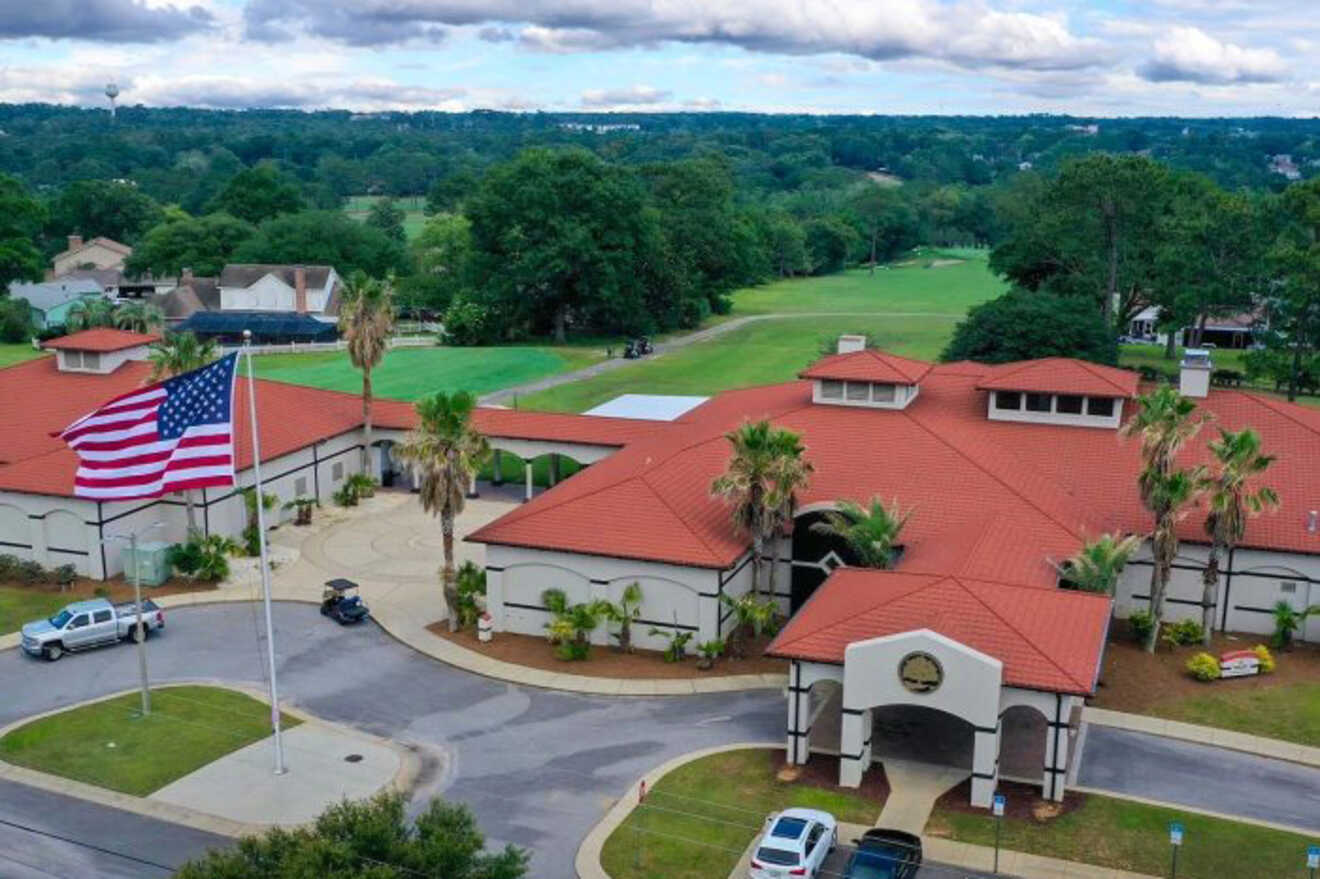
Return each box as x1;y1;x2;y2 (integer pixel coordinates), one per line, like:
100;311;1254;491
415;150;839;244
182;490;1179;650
121;540;172;587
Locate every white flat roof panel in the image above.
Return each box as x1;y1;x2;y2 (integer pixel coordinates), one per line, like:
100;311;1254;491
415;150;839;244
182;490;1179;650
584;394;709;422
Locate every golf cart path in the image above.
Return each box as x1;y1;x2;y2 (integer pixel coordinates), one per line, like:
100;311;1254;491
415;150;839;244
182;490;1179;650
478;311;958;405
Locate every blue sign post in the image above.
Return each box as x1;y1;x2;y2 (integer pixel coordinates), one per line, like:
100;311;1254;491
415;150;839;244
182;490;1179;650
1168;821;1184;879
992;793;1006;874
1306;844;1319;879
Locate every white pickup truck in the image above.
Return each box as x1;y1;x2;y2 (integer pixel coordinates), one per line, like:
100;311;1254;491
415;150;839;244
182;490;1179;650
20;597;164;661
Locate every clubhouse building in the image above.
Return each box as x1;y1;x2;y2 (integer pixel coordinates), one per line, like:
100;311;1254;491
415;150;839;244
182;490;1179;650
3;330;1318;808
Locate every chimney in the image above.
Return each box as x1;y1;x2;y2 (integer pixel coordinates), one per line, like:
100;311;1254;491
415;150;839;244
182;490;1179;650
1308;510;1318;534
66;234;83;252
294;266;307;314
837;334;867;355
181;267;193;282
1179;348;1212;398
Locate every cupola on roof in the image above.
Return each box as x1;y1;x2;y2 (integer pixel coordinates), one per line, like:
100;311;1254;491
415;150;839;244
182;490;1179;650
41;328;160;353
799;349;933;385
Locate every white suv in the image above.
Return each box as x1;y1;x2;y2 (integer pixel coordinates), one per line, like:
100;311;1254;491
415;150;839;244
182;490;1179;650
749;808;837;878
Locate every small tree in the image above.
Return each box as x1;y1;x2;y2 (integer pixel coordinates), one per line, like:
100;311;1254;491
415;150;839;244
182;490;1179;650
453;560;486;628
541;588;609;660
809;496;911;569
240;487;279;556
719;592;781;659
603;582;643;652
1056;532;1143;594
1271;601;1320;649
174;792;527;879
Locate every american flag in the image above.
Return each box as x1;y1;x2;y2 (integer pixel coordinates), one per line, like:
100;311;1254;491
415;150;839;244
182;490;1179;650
59;353;240;501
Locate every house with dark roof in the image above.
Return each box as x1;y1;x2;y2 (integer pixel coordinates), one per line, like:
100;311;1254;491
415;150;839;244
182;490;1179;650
218;264;341;321
152;264;342;341
8;279;105;330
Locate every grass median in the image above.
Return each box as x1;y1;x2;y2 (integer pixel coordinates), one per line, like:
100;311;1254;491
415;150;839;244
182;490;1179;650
0;685;300;796
928;786;1319;879
599;748;884;879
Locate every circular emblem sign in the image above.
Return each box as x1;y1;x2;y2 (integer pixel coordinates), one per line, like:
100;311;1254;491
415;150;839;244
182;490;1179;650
898;651;943;694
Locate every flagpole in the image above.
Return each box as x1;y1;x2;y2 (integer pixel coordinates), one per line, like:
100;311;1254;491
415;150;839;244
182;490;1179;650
243;329;285;775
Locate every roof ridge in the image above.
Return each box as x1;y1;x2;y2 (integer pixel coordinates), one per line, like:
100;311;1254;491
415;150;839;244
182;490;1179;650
902;407;1085;542
1235;389;1320;440
949;575;1090;691
1072;358;1135;396
639;470;727;564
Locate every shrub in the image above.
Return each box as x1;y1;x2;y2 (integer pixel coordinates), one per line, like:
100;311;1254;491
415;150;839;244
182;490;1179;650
0;553;21;580
1127;610;1156;645
649;625;695;662
454;561;486;629
332;482;361;507
1161;618;1205;647
345;473;377;499
52;564;77;589
16;559;46;584
1186;652;1221;682
284;496;315;526
719;592;782;658
696;639;725;670
168;534;237;582
541;588;608;661
1253;644;1276;673
603;582;643;652
442;296;492;346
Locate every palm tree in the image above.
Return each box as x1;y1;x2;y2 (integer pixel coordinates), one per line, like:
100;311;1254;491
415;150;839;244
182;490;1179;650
65;298;115;332
711;421;813;597
113;301;164;334
1121;387;1210;653
392;391;489;632
1200;428;1279;644
1056;532;1143;595
338;272;395;474
147;332;219;534
810;496;911;569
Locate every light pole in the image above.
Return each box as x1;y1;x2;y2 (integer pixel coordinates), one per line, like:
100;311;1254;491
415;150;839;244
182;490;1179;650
104;522;163;716
1168;821;1183;879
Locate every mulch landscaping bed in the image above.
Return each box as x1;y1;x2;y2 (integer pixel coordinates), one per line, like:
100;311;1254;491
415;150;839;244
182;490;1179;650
1090;623;1319;715
929;778;1085;824
431;625;788;680
790;751;891;804
5;575;219;606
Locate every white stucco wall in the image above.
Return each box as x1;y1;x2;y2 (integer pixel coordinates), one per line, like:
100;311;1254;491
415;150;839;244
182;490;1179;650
219;272;335;314
1115;540;1320;641
484;543;723;653
53;243;126;276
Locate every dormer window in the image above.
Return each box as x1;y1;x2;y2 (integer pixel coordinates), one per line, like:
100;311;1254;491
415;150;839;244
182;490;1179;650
799;344;933;412
42;329;159;375
977;358;1138;430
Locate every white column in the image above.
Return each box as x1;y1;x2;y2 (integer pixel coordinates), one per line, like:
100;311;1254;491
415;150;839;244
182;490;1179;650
485;565;506;631
786;662;813;765
1043;694;1071;802
30;513;48;570
524;461;533;503
467;472;478;499
839;707;866;787
491;450;504;486
970;724;999;808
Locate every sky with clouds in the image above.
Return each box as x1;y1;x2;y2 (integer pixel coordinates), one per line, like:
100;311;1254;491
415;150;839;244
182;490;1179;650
1;0;1318;116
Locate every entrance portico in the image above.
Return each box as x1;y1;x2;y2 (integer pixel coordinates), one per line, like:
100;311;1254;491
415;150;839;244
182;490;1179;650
769;569;1108;810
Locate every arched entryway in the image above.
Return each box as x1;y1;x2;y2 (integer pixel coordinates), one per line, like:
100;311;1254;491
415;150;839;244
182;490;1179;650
485;449;585;502
869;704;975;770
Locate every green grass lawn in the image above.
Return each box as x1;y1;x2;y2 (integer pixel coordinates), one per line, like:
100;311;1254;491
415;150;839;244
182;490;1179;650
0;586;71;636
929;791;1320;879
253;344;602;402
344;194;427;240
0;686;300;796
600;749;883;879
0;345;46;369
519;314;961;412
1157;682;1320;748
1119;344;1249;376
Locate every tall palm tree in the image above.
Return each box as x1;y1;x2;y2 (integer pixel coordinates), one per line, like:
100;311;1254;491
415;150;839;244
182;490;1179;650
65;298;115;332
810;496;911;569
1200;428;1279;644
113;301;164;334
711;420;813;597
392;391;489;632
1056;532;1143;595
1121;387;1209;653
147;332;218;533
338;272;395;474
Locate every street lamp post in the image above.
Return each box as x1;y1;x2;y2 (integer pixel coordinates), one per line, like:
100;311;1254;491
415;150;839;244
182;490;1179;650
105;522;162;716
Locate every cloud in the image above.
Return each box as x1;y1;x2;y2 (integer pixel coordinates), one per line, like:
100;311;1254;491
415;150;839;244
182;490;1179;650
580;84;672;107
0;0;212;43
237;0;1106;71
1139;27;1287;84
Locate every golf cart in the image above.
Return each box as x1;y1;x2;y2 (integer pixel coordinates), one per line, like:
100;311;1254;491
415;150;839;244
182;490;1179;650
321;578;370;625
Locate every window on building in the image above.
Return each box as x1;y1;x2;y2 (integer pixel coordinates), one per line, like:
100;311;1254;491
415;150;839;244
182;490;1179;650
871;383;896;402
820;380;843;399
846;382;869;402
332;462;344;481
995;391;1021;410
82;352;100;370
294;477;308;496
1087;397;1115;417
1281;581;1297;594
1025;393;1051;412
1056;395;1084;415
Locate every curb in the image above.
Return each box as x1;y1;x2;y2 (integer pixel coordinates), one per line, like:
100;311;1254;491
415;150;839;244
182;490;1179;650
574;741;781;879
1082;706;1320;769
0;680;421;839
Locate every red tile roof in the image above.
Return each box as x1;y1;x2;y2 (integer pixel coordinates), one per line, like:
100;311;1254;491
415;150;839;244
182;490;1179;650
766;569;1112;695
469;354;1320;570
976;358;1139;398
42;328;160;353
799;349;933;384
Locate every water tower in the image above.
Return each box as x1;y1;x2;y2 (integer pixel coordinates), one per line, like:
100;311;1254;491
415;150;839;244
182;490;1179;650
105;82;119;120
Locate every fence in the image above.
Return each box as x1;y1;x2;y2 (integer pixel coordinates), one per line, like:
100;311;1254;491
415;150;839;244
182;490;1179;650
221;336;438;356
